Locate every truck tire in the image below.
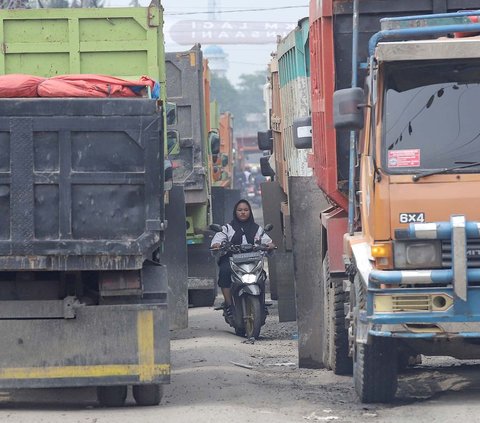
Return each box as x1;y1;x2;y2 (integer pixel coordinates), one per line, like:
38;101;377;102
189;288;216;307
352;278;398;403
244;295;262;339
97;385;127;407
133;384;163;406
323;254;352;375
235;327;246;337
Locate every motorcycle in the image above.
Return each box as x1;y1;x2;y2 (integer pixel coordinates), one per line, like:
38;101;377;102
210;223;274;339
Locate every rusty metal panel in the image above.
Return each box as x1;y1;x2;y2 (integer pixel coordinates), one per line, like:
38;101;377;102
322;207;348;274
289;176;329;368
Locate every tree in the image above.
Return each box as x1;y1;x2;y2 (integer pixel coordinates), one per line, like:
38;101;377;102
210;73;240;119
237;71;267;116
210;70;267;135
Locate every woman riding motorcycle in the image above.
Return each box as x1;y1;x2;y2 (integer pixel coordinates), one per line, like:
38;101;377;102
211;199;275;320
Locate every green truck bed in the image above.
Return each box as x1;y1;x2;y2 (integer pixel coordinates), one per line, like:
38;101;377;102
0;2;166;97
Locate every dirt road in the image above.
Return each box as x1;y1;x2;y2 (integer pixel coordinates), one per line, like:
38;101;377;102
1;302;480;422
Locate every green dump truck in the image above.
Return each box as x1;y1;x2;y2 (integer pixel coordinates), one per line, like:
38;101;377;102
0;1;171;407
166;45;218;307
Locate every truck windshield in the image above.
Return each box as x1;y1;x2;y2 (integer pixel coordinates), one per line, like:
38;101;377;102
383;59;480;174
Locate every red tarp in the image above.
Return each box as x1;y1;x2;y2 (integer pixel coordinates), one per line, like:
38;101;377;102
0;74;156;98
0;74;46;97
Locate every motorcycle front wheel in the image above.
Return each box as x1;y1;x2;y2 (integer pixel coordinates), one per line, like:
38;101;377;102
244;295;262;339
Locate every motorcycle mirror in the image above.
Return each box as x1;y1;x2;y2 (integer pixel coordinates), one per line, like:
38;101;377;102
209;224;223;233
264;223;273;232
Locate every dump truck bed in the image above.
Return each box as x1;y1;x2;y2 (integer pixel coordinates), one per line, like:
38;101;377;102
0;98;164;271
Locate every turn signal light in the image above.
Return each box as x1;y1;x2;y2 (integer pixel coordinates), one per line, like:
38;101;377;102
371;242;393;270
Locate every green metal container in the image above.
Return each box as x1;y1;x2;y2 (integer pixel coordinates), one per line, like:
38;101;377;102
0;3;166;102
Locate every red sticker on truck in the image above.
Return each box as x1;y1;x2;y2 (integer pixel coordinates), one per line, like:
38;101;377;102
388;149;420;168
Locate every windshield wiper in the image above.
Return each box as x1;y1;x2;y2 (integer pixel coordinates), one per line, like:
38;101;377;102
412;161;480;182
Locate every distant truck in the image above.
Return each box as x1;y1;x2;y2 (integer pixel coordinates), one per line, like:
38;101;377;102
166;45;217;307
0;2;172;407
210;112;241;226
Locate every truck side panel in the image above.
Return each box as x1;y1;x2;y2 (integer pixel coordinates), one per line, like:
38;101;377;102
166;45;208;197
0;7;166;82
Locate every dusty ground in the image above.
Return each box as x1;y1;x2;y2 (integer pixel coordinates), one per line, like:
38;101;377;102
1;302;480;422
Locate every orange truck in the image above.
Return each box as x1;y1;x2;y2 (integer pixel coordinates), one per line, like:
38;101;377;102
300;0;480;404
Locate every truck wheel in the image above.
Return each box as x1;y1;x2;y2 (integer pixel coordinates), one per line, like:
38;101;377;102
352;279;398;403
97;385;127;407
189;288;216;307
244;296;262;339
133;384;163;406
323;254;352;375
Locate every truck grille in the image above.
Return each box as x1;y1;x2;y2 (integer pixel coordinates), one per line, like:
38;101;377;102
391;295;431;312
442;240;480;268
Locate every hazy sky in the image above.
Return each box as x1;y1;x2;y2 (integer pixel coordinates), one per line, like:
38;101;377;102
104;0;310;85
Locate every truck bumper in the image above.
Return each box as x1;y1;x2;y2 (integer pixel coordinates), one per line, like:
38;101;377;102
0;303;170;389
363;286;480;340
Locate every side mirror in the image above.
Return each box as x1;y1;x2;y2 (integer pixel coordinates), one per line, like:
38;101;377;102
166;102;177;126
264;223;273;232
260;156;275;178
209;131;220;155
257;129;273;151
167;130;180;155
209;224;223;232
333;87;365;130
221;154;229;167
293;116;312;149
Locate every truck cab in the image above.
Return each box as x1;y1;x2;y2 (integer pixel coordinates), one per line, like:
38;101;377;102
337;15;480;403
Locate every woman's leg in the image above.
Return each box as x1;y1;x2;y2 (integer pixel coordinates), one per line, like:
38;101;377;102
218;257;233;305
221;287;232;305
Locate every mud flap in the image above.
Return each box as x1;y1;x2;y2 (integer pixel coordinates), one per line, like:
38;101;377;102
289;176;330;368
162;184;188;330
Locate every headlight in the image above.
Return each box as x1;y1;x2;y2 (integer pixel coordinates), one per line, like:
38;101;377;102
394;240;442;269
241;274;257;284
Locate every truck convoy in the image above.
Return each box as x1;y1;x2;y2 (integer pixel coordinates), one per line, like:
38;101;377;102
263;0;480;403
0;2;171;407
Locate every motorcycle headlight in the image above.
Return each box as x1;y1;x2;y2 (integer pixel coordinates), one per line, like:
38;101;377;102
394;240;442;269
241;274;257;284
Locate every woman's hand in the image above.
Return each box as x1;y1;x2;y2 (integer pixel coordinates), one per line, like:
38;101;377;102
267;243;276;250
211;243;221;249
